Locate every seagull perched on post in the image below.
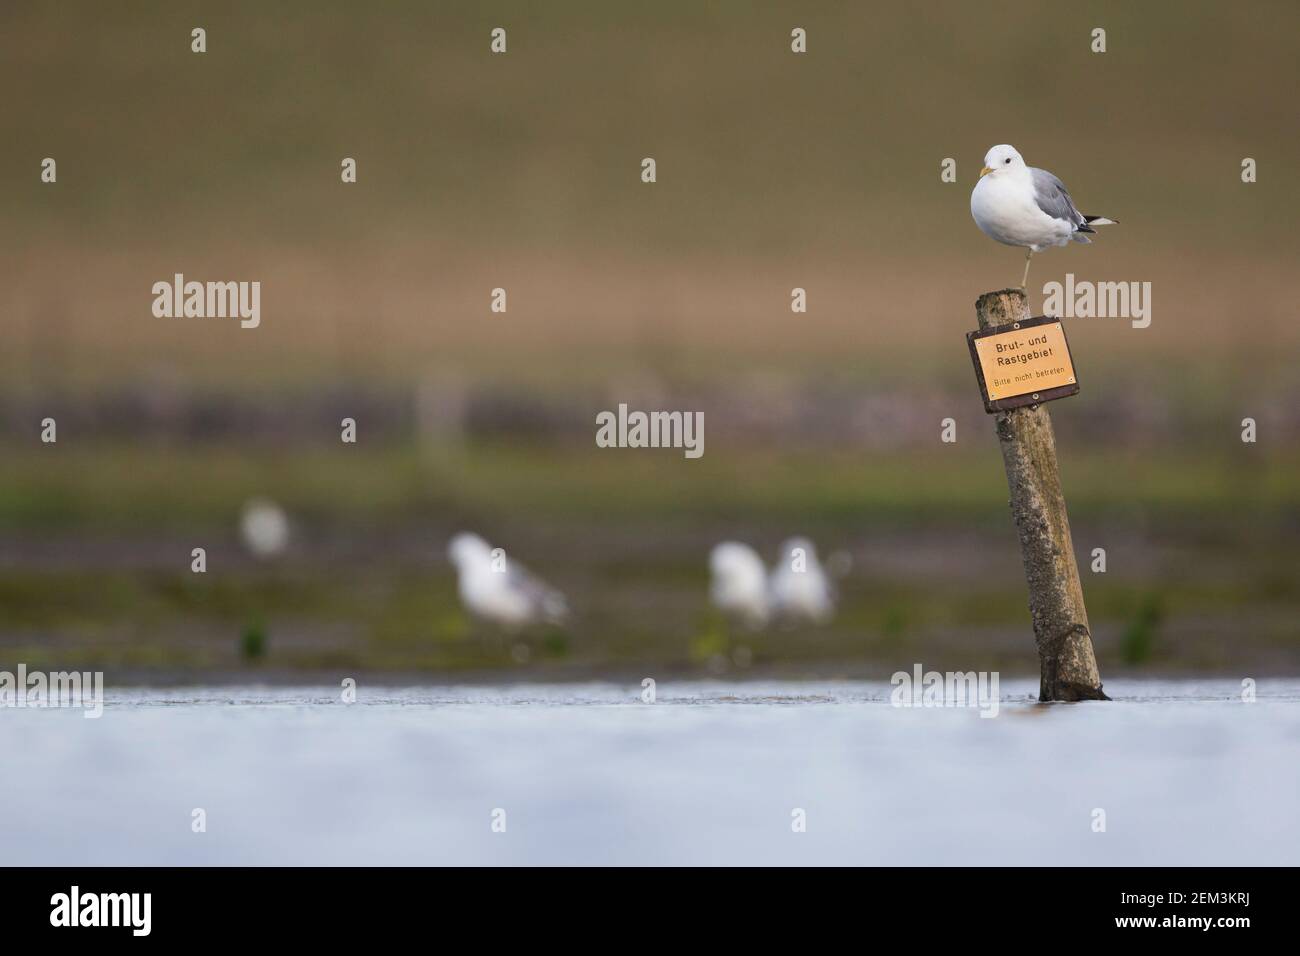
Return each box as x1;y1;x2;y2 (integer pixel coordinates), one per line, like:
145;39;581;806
446;532;568;631
971;145;1116;289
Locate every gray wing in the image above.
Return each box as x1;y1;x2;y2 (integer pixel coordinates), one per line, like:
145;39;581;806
508;562;568;622
1030;167;1085;226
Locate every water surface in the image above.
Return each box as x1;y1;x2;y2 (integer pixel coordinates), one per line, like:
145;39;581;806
3;679;1296;865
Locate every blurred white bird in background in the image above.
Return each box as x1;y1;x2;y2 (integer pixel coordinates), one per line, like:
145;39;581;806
710;537;846;629
970;144;1116;289
769;537;836;626
447;532;568;630
709;542;771;630
239;498;290;558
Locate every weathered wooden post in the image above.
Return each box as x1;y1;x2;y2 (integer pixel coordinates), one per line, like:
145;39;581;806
969;288;1107;701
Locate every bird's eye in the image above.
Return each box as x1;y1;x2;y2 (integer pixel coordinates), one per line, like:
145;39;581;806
1004;158;1011;164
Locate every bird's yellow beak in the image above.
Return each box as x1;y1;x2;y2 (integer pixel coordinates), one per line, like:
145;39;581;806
979;166;993;178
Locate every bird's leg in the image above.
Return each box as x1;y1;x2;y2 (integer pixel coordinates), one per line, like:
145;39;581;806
1020;250;1034;289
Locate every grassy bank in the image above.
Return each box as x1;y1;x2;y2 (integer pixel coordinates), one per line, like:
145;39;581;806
2;442;1295;676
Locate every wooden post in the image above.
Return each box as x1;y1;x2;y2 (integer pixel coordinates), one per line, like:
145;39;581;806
976;288;1107;702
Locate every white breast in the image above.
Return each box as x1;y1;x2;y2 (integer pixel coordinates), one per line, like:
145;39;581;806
971;171;1072;251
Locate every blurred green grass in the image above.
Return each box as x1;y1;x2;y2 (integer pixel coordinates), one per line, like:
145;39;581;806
2;442;1295;675
4;442;1297;531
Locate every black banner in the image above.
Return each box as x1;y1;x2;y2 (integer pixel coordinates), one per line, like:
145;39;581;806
0;866;1278;941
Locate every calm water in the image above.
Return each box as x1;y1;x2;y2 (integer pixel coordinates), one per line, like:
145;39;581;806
3;679;1297;865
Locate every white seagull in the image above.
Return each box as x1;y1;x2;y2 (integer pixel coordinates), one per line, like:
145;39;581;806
768;537;836;626
239;498;289;558
709;542;771;630
971;144;1116;289
447;532;568;630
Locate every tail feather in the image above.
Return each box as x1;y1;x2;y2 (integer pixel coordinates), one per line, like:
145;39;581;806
1084;215;1117;225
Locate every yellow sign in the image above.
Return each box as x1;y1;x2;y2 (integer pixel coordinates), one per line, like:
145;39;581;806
966;317;1079;413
